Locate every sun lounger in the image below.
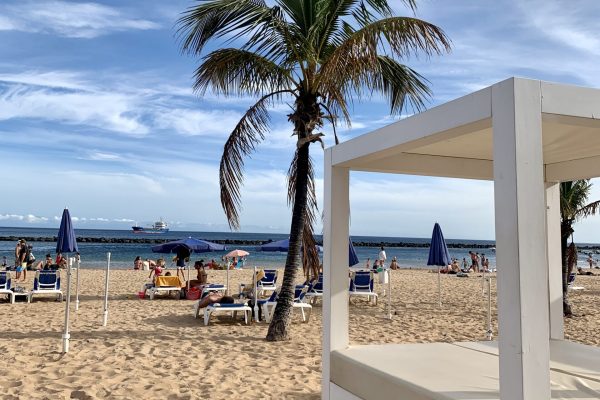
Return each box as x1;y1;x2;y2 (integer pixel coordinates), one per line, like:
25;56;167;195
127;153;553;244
304;273;323;304
568;272;585;291
257;269;278;295
0;271;15;304
148;276;184;300
262;285;312;323
203;302;252;326
349;271;378;305
29;270;62;302
192;284;227;318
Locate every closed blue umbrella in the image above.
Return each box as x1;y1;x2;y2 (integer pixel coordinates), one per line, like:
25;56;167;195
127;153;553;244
348;238;359;267
427;223;451;307
152;237;226;291
57;209;78;254
57;208;77;353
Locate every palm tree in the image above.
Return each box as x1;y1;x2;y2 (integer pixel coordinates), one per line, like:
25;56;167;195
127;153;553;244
177;0;450;341
560;180;600;316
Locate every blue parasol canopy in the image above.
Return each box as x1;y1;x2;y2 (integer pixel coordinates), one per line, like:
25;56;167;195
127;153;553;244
262;237;357;267
260;238;290;252
427;223;451;267
151;237;226;254
56;208;78;253
349;237;359;267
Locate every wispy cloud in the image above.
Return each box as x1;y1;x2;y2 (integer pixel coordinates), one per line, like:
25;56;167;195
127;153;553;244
0;213;49;223
0;1;160;38
154;108;242;137
0;84;148;135
518;0;600;56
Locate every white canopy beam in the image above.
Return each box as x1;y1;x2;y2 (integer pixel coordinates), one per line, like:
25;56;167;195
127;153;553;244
492;78;550;399
332;89;492;167
351;153;493;180
323;149;350;400
545;183;564;340
546;155;600;182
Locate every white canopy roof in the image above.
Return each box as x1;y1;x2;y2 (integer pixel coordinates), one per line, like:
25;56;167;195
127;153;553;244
331;78;600;182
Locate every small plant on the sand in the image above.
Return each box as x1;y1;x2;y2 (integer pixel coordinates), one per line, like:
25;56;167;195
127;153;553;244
560;180;600;316
177;0;450;341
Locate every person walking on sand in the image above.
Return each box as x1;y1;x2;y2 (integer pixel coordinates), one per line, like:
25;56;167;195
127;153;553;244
378;246;387;268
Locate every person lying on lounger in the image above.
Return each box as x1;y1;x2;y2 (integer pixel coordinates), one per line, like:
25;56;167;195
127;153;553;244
196;293;235;309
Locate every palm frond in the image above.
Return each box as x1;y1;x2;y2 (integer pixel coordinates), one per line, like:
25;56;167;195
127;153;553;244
177;0;272;55
321;16;451;77
220;90;293;229
375;55;431;113
194;48;295;96
561;180;594;221
575;199;600;220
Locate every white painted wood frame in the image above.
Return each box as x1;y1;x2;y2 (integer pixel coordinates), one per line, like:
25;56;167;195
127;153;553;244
492;78;550;399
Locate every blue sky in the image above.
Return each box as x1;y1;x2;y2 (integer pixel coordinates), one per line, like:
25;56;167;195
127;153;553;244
1;0;600;241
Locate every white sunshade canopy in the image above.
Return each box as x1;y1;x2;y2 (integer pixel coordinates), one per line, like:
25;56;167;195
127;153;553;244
322;77;600;400
331;79;600;182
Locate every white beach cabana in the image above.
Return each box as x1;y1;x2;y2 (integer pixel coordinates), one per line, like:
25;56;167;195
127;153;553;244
323;78;600;400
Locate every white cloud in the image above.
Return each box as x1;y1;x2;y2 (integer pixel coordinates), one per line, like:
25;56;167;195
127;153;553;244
154;108;242;137
81;151;123;162
0;85;148;135
0;71;89;90
0;1;160;38
0;213;48;223
519;0;600;56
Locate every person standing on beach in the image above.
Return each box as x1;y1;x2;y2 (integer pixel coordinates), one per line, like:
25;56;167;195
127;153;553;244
365;258;371;269
462;257;469;272
588;254;594;269
378;246;387;268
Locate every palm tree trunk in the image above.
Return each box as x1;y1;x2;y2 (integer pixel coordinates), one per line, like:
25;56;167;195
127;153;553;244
266;143;310;341
561;221;573;316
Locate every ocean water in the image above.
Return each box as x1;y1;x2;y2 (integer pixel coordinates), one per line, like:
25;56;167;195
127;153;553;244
0;226;596;270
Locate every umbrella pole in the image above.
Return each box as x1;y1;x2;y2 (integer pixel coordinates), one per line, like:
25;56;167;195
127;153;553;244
387;267;392;320
102;252;110;327
486;277;493;340
482;267;486;296
75;256;81;311
62;257;73;353
226;266;229;296
438;266;442;307
187;261;190;291
253;266;259;322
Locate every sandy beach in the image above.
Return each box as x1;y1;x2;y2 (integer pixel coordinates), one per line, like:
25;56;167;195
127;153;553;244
0;267;598;399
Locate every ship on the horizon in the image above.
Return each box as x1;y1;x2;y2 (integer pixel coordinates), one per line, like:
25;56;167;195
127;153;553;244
131;219;169;234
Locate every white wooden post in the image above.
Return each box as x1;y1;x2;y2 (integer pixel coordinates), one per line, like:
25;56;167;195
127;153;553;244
492;78;550;399
545;182;564;339
322;149;350;400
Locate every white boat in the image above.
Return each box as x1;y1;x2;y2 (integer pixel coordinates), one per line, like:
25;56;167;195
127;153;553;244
132;218;169;234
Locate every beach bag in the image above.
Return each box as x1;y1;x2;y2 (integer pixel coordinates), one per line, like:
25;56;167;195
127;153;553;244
186;287;201;300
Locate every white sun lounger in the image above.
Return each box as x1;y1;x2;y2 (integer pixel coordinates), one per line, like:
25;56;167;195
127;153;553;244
29;270;63;302
203;303;252;326
0;271;15;304
192;284;227;319
349;270;378;305
147;276;184;300
262;285;312;323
